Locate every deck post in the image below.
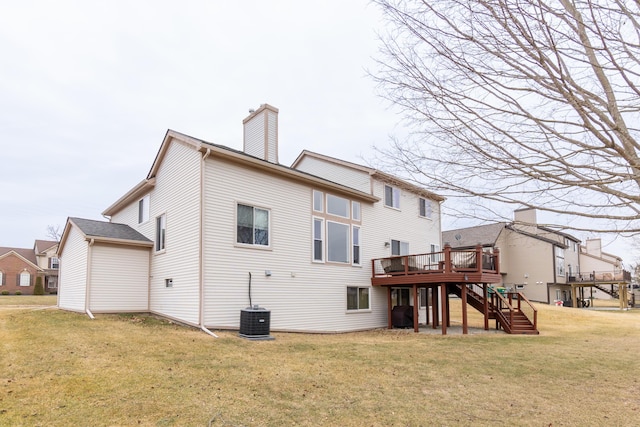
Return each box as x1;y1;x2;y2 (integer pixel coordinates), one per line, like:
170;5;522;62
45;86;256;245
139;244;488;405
493;247;500;274
432;286;439;328
425;287;430;325
483;283;489;330
387;287;393;329
441;283;448;335
444;244;452;274
413;284;419;333
461;283;468;334
475;245;482;273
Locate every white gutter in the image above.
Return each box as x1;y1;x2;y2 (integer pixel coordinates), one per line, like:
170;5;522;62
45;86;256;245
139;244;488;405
86;308;95;320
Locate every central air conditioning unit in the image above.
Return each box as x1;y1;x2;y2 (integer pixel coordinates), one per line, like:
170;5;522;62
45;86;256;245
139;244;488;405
239;306;274;340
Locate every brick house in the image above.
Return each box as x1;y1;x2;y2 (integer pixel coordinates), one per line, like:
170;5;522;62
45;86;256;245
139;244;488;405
0;246;43;295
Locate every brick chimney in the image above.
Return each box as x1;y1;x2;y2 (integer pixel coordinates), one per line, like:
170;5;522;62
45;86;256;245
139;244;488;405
243;104;279;163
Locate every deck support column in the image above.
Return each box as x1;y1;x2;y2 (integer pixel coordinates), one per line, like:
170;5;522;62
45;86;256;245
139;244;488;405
441;283;448;335
483;283;489;330
461;283;468;335
387;287;392;329
413;284;419;333
432;286;439;328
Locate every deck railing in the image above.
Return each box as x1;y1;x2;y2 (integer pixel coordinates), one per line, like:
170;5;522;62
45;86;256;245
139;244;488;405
490;290;537;333
567;270;631;283
372;244;499;278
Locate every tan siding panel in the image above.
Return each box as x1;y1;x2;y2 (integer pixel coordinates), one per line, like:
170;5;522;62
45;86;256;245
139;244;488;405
58;225;88;312
204;160;404;332
294;157;371;193
89;244;150;312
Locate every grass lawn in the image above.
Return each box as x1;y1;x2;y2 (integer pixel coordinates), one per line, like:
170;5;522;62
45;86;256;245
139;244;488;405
1;297;639;426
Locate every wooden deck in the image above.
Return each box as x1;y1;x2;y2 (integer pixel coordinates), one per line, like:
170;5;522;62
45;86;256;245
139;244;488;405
371;245;502;287
370;245;538;335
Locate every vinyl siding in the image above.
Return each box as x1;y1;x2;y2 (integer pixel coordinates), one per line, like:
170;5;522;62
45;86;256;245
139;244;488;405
202;157;389;332
112;139;201;325
58;225;88;312
503;231;553;302
244;112;265;160
266;109;277;163
294;156;371;193
89;244;149;312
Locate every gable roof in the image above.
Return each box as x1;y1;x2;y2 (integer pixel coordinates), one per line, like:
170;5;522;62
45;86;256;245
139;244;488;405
443;223;507;248
0;247;41;270
102;130;380;217
291;150;445;202
34;240;58;254
58;217;153;256
444;222;570;249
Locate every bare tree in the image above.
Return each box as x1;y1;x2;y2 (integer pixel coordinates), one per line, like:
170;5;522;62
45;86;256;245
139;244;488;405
372;0;640;233
46;224;62;242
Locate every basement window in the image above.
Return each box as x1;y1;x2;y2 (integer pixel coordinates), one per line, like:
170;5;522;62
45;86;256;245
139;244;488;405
347;286;370;310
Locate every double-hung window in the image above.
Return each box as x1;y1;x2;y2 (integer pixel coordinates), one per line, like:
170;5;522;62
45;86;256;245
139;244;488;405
155;214;166;252
49;257;59;269
419;198;432;219
384;185;400;209
313;218;324;261
352;226;361;266
138;195;150;224
237;204;270;247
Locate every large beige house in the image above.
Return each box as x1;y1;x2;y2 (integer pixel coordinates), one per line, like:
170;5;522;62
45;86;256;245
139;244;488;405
57;104;444;333
444;209;631;306
443;208;583;304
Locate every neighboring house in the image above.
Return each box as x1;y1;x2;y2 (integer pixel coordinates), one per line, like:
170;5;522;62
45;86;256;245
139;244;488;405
443;208;581;304
0;246;43;295
57;104;444;333
34;240;59;293
577;238;628;300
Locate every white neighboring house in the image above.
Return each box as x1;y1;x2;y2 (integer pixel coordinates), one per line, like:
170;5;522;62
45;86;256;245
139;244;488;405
57;104;444;333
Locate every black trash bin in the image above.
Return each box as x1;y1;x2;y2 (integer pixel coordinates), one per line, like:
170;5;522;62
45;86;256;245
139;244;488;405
391;305;414;328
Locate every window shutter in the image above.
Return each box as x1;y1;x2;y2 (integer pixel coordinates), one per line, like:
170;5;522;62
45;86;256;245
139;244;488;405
30;274;34;286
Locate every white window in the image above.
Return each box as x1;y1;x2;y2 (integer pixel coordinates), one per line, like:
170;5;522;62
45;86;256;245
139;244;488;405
352;201;361;221
419;198;432;219
391;239;409;256
347;286;369;310
327;221;349;263
47;278;57;289
0;271;3;286
313;218;324;262
313;190;323;212
352;226;361;266
384;185;400;209
49;257;59;269
138;195;150;224
237;204;270;246
326;194;349;218
155;214;166;252
430;244;441;263
19;271;31;287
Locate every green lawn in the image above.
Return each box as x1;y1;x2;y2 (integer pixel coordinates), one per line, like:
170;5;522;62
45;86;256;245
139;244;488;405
1;297;639;426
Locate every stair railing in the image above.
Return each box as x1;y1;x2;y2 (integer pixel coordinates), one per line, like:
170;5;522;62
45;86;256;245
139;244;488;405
491;291;515;333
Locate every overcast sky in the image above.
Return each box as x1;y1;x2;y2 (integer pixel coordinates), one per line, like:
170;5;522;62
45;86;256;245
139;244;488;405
0;1;634;262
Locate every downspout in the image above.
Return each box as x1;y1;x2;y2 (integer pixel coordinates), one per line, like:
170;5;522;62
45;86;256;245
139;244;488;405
199;148;217;338
85;238;95;319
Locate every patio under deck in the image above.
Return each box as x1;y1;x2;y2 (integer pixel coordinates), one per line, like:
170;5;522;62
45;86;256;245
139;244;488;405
370;244;537;335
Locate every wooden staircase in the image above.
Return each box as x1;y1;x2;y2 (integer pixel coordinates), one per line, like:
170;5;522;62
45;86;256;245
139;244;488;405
594;284;619;298
451;284;539;335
